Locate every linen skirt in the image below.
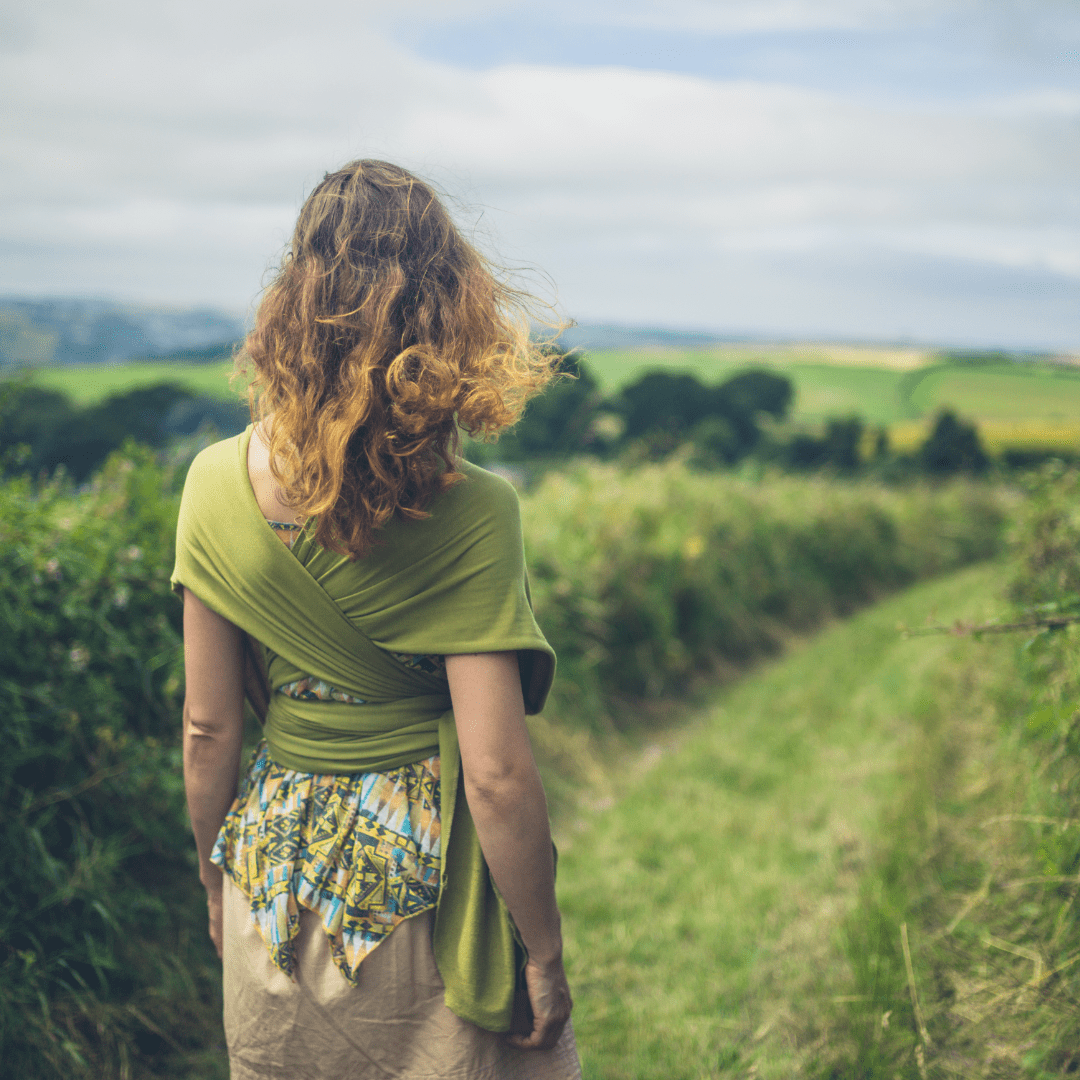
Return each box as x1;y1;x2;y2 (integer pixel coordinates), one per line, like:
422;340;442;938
223;876;582;1080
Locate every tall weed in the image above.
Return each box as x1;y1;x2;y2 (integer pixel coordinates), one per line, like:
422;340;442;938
816;465;1080;1077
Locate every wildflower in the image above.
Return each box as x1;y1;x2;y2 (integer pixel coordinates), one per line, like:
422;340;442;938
682;535;705;560
68;646;89;672
44;558;61;581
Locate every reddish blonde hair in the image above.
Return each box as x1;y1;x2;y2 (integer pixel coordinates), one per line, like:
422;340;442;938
241;159;558;557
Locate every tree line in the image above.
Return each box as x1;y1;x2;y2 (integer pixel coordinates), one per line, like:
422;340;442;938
0;351;1028;482
487;351;997;477
0;382;248;481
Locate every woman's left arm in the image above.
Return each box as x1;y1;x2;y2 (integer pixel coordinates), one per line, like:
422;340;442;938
181;588;245;958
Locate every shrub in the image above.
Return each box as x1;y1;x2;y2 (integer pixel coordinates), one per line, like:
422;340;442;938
1007;463;1080;615
0;447;221;1079
521;460;1010;729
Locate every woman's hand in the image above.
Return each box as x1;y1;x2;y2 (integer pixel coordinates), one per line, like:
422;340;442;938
204;872;225;959
508;955;573;1051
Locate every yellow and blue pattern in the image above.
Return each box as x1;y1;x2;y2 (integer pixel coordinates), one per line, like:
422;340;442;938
211;742;441;985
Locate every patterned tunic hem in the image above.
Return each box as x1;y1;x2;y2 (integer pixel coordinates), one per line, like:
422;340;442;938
211;741;442;986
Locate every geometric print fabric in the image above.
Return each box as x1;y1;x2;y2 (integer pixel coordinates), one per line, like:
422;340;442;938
212;741;441;985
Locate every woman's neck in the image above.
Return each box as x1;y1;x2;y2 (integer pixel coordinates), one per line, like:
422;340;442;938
247;420;303;524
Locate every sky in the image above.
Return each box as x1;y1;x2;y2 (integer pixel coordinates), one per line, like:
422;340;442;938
1;0;1078;348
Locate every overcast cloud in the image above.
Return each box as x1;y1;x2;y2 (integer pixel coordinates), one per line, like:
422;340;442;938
1;0;1077;346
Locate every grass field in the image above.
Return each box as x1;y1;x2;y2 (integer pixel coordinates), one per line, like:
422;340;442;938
582;345;923;425
556;560;1020;1078
26;358;240;407
13;343;1080;455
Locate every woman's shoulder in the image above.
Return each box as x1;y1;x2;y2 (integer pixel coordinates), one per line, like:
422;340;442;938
433;459;521;527
369;460;521;565
452;458;519;500
184;429;247;486
176;431;251;534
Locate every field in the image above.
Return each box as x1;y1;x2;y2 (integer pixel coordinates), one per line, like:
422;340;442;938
3;430;1078;1077
26;357;239;407
581;343;928;426
18;343;1080;456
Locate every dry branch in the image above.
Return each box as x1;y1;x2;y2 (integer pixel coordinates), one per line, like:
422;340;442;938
898;614;1080;638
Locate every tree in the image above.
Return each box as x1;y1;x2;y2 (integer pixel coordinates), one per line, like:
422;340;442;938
1;382;218;481
497;350;603;459
0;383;77;474
619;371;714;442
920;410;988;474
44;384;199;480
618;367;795;463
824;417;864;472
786;416;864;472
711;369;793;421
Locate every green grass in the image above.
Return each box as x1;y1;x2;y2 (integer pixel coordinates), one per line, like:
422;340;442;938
556;561;1015;1079
908;363;1080;422
25;359;240;406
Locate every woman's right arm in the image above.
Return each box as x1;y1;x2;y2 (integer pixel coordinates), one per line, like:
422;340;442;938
445;651;572;1051
181;588;245;958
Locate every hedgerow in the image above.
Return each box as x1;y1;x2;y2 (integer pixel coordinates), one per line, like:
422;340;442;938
523;460;1009;729
0;448;222;1079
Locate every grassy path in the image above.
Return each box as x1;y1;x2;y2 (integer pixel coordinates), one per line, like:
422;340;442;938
556;561;1011;1079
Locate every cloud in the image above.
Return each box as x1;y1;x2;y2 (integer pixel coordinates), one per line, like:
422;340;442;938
0;0;1076;344
532;0;970;34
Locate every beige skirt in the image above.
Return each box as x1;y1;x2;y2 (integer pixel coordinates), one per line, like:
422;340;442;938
223;877;582;1080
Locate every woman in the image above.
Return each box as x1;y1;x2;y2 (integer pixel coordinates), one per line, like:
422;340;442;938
172;160;580;1079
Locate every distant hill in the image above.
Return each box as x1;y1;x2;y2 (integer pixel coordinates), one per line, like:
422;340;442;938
0;298;243;367
0;308;741;367
557;323;745;352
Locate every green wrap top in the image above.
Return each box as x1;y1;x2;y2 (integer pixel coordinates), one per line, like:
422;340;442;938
171;425;556;1032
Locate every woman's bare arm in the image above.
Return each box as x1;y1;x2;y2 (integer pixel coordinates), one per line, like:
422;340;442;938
181;588;245;957
445;652;572;1050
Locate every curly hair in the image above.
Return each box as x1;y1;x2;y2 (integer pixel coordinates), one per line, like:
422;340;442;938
240;159;559;558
